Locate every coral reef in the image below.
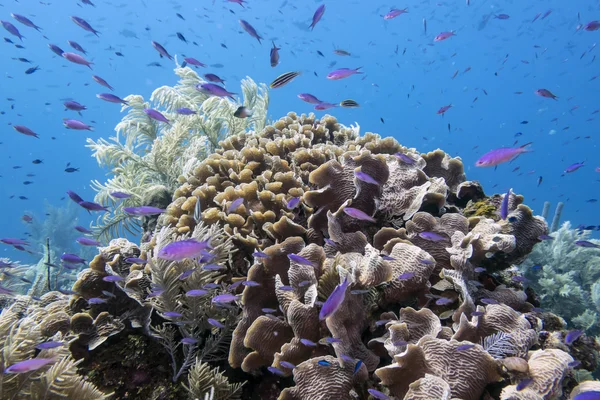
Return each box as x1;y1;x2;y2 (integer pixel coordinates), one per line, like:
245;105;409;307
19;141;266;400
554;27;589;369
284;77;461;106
86;65;269;241
2;110;598;400
520;222;600;333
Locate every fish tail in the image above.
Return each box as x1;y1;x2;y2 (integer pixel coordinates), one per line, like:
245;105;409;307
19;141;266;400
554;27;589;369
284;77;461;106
520;141;533;151
355;66;363;73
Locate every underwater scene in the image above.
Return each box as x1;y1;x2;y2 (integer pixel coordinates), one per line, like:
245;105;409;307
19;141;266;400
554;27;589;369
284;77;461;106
1;0;600;399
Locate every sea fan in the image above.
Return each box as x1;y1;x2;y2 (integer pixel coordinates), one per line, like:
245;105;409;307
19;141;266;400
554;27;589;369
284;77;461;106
86;64;270;242
481;331;517;359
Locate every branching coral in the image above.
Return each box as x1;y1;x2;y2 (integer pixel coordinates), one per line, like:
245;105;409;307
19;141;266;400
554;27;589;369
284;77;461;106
149;222;240;382
520;222;600;333
86;64;269;241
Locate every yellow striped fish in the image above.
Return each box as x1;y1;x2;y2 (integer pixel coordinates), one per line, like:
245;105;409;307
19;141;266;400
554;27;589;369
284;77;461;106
270;71;301;89
340;99;360;108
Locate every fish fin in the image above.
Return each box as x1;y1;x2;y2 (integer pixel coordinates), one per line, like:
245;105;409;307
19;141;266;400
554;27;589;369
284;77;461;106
519;141;533;152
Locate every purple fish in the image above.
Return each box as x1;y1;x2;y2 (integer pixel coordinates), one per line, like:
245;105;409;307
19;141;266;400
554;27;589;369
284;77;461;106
384;8;408;20
204;73;225;84
11;13;42;31
268;366;286;376
227;198;244;212
500;188;511;220
125;257;147;264
564;162;585;173
314;102;338;110
319;274;352;320
64;100;87;112
4;358;57;374
48;43;64;56
207;318;225;328
151;41;172;60
184;57;206;67
123;206;165;216
343;207;376;222
270;41;280;67
475;142;532;167
203;263;224;271
176;107;196;115
67;40;86;54
286;197;301;209
61;253;86;264
97;93;128;104
110;191;132;199
309;4;326;30
88;297;106;304
92;75;114;91
163;311;183;318
143;108;170;124
395;153;417;165
13;125;39;138
327;67;363;80
253;251;269;258
471;311;485;317
71;16;100;36
76;237;101;246
1;20;25;41
239;19;262;43
62;52;93;69
66;190;84;204
280;361;296;370
288;254;315;267
367;389;390;400
456;343;475;351
575;240;600;249
300;338;317;347
212;293;239;304
398;272;415;280
418;232;446;242
35;341;63;350
436;297;454;306
297;93;322;104
157;239;212;261
78;201;108;212
64;119;93;131
355;170;379;185
102;275;124;282
196;83;237;99
242;280;260;287
181;337;198;345
565;329;584;345
186;289;209;297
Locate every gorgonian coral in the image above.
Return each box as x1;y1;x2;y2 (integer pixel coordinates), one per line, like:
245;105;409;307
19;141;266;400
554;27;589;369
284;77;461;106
86;65;269;240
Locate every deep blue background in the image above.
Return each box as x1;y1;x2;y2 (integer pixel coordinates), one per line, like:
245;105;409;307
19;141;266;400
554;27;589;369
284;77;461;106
1;0;598;262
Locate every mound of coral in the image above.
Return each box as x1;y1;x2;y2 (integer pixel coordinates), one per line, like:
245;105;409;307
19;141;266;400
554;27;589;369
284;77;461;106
3;111;599;400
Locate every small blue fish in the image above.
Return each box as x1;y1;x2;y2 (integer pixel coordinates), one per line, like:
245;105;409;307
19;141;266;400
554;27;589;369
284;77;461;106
418;232;446;241
267;366;286;376
397;272;415;280
287;197;301;209
253;251;269;258
228;198;244;212
207;318;225;328
354;170;379;185
353;360;363;375
35;341;63;350
343;207;376;222
456;343;475;351
300;338;317;347
181;337;198;345
212;294;239;303
186;289;209;297
317;360;332;367
565;329;584;345
367;389;390;400
279;361;296;370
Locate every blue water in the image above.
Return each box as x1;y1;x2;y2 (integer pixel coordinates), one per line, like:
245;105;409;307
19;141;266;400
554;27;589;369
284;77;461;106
0;0;598;262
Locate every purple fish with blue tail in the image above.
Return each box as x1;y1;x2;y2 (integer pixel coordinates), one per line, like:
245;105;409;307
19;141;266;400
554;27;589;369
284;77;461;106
62;52;93;69
343;207;376;222
48;43;64;56
327;67;362;80
157;239;212;261
123;206;165;216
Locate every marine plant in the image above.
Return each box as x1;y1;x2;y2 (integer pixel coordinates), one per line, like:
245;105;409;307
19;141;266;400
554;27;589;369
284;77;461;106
86;64;269;241
520;221;600;334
